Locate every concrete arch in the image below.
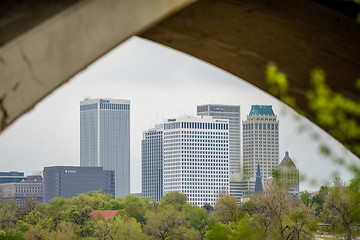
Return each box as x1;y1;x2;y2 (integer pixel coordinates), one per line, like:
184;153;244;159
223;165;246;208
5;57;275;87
0;0;359;156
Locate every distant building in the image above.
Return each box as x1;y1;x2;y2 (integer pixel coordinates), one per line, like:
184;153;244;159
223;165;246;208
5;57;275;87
197;105;241;201
80;98;130;197
142;125;163;201
91;210;118;220
43;166;115;203
238;177;256;202
254;162;263;194
0;175;43;206
0;171;26;184
130;193;142;198
243;105;279;181
278;151;300;198
163;116;229;206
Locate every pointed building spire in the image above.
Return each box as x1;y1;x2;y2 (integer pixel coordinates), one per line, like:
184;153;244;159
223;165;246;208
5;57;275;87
254;162;263;193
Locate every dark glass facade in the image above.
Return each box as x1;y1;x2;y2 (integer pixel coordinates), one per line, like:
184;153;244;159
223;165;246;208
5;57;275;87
141;129;163;201
43;166;115;203
0;171;26;184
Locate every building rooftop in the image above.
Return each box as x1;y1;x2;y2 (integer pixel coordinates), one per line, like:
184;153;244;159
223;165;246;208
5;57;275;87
279;151;296;167
249;105;275;116
91;210;118;219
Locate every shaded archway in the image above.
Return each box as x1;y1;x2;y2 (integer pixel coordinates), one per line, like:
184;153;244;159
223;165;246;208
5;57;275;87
0;0;359;156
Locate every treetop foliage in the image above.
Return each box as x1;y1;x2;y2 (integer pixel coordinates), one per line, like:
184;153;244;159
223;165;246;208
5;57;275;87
0;179;359;239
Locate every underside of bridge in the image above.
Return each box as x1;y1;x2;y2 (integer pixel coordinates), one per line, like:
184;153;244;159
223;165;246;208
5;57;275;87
0;0;359;156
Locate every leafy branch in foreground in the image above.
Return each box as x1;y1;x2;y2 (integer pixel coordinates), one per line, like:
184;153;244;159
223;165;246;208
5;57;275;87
266;62;360;176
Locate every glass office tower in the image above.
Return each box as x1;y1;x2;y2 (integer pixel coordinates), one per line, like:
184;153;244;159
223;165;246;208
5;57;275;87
80;98;130;197
141;125;163;201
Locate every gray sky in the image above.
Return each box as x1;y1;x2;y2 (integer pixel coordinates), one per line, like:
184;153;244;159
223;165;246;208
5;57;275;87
0;37;358;192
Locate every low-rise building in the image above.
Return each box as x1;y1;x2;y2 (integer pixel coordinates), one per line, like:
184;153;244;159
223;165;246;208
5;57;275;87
0;175;43;206
43;166;115;203
278;151;300;198
0;171;26;184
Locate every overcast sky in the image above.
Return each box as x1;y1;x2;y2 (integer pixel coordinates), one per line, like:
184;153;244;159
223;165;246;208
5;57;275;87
0;37;358;192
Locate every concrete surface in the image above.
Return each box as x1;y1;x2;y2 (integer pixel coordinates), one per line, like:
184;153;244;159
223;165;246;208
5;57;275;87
0;0;359;156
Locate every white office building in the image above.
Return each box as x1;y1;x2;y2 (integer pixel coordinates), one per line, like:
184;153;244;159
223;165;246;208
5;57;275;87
80;98;130;197
142;125;163;201
197;104;241;201
163;116;229;206
243;105;279;182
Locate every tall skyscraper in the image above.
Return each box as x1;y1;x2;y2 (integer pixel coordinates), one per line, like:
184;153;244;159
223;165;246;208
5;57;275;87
80;98;130;197
243;105;279;182
141;125;163;201
163;116;229;206
197;104;241;200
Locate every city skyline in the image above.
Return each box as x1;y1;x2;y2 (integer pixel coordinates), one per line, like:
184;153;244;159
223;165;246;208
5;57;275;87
0;37;357;192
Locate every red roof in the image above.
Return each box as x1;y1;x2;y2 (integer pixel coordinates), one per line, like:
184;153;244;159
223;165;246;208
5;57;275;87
91;210;118;219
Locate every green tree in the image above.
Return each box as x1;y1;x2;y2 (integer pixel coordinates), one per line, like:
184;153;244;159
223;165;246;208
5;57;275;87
15;197;38;223
186;207;210;239
0;232;24;240
93;218;111;239
50;221;79;240
182;228;202;240
348;177;360;223
322;178;360;240
287;204;317;240
109;216;148;240
144;204;186;240
266;63;360;160
0;200;18;232
242;197;272;239
202;203;213;212
120;194;149;223
229;214;258;240
311;185;328;217
103;197;126;210
23;224;51;240
300;191;312;207
205;222;231;240
70;191;110;211
161;191;188;206
244;185;316;240
66;204;93;237
16;206;55;232
213;195;238;224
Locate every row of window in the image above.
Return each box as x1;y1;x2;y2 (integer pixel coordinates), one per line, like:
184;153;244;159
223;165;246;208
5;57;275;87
164;131;228;136
144;131;162;137
80;103;97;111
164;155;229;160
243;123;278;130
100;103;130;110
164;122;229;130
